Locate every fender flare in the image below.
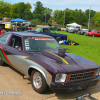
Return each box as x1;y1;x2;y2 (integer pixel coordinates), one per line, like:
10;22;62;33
28;66;52;87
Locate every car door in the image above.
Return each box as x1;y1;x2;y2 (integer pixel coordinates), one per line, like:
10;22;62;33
4;34;28;75
0;34;10;62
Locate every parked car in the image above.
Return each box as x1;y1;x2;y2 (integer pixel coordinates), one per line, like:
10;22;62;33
21;23;26;26
11;23;29;31
73;28;80;33
0;32;100;93
85;29;100;37
11;23;21;28
50;26;61;31
28;23;36;27
26;27;67;42
78;29;89;35
66;27;70;32
68;26;81;33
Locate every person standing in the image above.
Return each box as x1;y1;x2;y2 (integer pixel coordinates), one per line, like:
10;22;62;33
0;26;6;35
30;26;32;30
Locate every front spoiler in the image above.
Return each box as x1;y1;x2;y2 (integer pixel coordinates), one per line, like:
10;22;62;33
50;75;100;92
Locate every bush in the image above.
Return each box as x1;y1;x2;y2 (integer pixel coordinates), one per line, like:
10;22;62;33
30;19;41;25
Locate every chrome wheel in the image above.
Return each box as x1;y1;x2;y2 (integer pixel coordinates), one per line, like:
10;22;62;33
31;70;48;93
33;72;42;89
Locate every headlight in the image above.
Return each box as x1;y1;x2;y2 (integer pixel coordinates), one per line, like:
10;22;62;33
95;69;100;76
55;73;67;82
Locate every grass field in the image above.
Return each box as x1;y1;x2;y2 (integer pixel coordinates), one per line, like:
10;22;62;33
32;27;100;65
56;31;100;65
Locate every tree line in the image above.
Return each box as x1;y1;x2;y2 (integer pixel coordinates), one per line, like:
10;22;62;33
0;0;100;29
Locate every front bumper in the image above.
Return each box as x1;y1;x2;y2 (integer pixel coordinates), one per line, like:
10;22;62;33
50;75;100;92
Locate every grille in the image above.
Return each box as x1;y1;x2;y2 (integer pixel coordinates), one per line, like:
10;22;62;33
67;71;95;81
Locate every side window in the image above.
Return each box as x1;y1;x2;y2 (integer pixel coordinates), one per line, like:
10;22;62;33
41;29;43;33
9;35;22;51
44;29;49;33
41;29;49;33
0;34;9;44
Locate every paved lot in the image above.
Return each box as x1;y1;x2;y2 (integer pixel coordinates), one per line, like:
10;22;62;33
0;65;100;100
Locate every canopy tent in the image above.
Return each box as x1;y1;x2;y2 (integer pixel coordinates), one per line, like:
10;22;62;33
10;18;28;22
10;18;28;31
67;22;82;27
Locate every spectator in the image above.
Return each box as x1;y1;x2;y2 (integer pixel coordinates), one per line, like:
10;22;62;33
30;26;32;30
0;26;6;35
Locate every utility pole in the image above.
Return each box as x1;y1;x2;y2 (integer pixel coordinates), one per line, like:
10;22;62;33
88;6;91;30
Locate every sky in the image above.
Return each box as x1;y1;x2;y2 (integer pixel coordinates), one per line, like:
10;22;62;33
4;0;100;12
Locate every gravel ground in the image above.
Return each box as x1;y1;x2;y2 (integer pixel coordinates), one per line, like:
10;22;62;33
0;65;100;100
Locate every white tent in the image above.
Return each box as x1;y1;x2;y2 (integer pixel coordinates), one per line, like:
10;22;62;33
67;22;82;27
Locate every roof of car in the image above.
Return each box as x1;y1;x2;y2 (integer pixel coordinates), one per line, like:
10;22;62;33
5;32;52;37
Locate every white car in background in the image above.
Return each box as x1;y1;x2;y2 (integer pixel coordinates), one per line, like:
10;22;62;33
68;26;81;33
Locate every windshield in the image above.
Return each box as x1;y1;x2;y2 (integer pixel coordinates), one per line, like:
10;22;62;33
24;36;60;52
36;27;42;32
84;30;88;32
71;26;75;28
91;30;97;33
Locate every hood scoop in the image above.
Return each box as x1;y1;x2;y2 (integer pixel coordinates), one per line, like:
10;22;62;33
57;48;66;57
42;50;69;64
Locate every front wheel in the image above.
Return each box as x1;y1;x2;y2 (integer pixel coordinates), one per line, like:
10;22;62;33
31;70;48;93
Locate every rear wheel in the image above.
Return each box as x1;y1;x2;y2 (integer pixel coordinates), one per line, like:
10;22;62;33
56;37;61;42
31;70;48;93
0;56;6;66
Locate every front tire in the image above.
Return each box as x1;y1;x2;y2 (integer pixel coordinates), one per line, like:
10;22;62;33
31;70;48;93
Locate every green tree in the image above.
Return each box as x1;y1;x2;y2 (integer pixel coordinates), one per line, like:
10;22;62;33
12;2;33;20
85;9;96;19
31;19;41;25
48;17;53;25
64;9;88;26
56;10;63;24
53;10;61;21
92;12;100;26
23;3;33;20
33;1;45;22
74;9;87;26
64;9;75;24
44;7;53;23
0;0;12;18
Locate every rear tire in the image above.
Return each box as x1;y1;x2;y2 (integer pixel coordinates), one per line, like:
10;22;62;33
0;56;6;66
31;70;48;93
56;37;61;42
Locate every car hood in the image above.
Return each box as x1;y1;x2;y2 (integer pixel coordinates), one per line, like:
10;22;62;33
26;30;37;33
27;50;100;73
